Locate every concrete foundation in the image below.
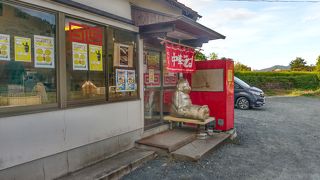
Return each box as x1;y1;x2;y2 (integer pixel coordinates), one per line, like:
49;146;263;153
0;128;143;180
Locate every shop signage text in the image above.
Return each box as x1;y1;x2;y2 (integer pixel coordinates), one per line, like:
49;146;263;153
165;43;196;73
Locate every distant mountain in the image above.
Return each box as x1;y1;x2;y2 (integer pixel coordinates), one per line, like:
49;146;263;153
257;65;290;72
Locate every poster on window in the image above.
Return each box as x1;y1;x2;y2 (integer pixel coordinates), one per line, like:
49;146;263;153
163;60;178;86
164;74;178;86
113;43;133;67
126;70;136;91
144;73;161;87
89;44;103;71
148;69;155;83
116;69;126;92
0;34;10;61
147;54;160;69
34;35;55;68
14;36;31;62
72;42;88;70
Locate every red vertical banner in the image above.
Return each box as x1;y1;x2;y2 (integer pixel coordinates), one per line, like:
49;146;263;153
165;43;196;73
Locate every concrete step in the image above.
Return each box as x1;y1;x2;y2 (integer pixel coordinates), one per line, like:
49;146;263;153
136;128;197;154
171;133;231;161
57;148;157;180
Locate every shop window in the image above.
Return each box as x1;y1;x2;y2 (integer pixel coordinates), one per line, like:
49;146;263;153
65;18;106;102
107;27;138;101
0;2;57;108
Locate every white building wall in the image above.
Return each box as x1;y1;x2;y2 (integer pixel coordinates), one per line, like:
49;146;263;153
73;0;132;20
19;0;138;32
0;100;143;170
0;0;143;171
130;0;182;16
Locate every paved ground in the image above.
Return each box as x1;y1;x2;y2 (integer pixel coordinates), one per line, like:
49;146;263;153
123;97;320;180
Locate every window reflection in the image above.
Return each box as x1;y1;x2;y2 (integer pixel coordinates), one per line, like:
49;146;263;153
0;2;56;107
65;18;106;101
107;27;138;100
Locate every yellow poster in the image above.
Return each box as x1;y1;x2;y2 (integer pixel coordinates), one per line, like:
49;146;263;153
0;34;10;61
148;69;155;83
34;35;55;68
89;44;103;71
14;36;31;62
72;42;88;70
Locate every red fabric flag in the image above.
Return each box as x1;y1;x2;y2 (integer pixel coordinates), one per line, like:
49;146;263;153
166;43;196;73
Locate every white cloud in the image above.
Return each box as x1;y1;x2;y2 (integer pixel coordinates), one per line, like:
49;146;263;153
180;0;320;69
178;0;215;11
302;4;320;22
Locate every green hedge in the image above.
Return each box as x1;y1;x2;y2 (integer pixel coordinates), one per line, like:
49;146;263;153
234;72;320;90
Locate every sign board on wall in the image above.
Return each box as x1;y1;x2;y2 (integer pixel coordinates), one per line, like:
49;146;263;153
68;22;103;46
191;69;224;92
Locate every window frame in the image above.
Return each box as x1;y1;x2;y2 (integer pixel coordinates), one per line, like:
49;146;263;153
0;0;60;117
0;1;141;117
63;15;140;107
106;26;140;102
64;16;108;106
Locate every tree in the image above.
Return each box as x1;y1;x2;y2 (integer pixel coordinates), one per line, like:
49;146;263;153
290;57;307;71
234;62;251;72
315;55;320;72
306;65;315;72
209;52;218;60
195;51;206;61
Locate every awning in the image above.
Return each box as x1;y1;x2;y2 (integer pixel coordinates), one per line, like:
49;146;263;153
140;16;225;47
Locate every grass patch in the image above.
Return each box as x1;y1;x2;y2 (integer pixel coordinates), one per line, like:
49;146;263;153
289;89;320;97
235;71;320;97
263;89;320;97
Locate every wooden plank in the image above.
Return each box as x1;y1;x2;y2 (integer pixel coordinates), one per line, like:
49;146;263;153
163;116;215;125
136;129;197;152
172;133;231;161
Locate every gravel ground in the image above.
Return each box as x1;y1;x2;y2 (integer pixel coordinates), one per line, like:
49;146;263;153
123;97;320;180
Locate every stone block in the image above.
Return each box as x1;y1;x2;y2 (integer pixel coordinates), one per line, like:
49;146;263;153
43;152;68;180
0;159;44;180
118;129;142;151
88;136;120;161
67;145;90;172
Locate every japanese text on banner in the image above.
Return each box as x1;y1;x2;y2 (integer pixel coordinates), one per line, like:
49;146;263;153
165;43;196;73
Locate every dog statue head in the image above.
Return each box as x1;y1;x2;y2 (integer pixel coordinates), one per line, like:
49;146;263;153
176;78;191;94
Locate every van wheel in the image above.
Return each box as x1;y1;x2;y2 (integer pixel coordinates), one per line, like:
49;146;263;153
236;97;250;110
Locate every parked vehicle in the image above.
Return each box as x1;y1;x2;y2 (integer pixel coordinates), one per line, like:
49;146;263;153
234;77;265;110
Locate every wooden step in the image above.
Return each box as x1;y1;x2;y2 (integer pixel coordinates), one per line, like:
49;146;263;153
136;128;197;153
171;133;231;161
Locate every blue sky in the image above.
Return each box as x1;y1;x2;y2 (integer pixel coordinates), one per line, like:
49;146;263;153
179;0;320;70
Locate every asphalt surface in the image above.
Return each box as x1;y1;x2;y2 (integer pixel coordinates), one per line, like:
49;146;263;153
123;97;320;180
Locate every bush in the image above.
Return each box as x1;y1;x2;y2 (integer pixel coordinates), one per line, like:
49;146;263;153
234;72;320;90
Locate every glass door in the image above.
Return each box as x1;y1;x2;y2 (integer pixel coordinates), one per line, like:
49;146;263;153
143;50;162;128
162;52;178;116
143;49;179;129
